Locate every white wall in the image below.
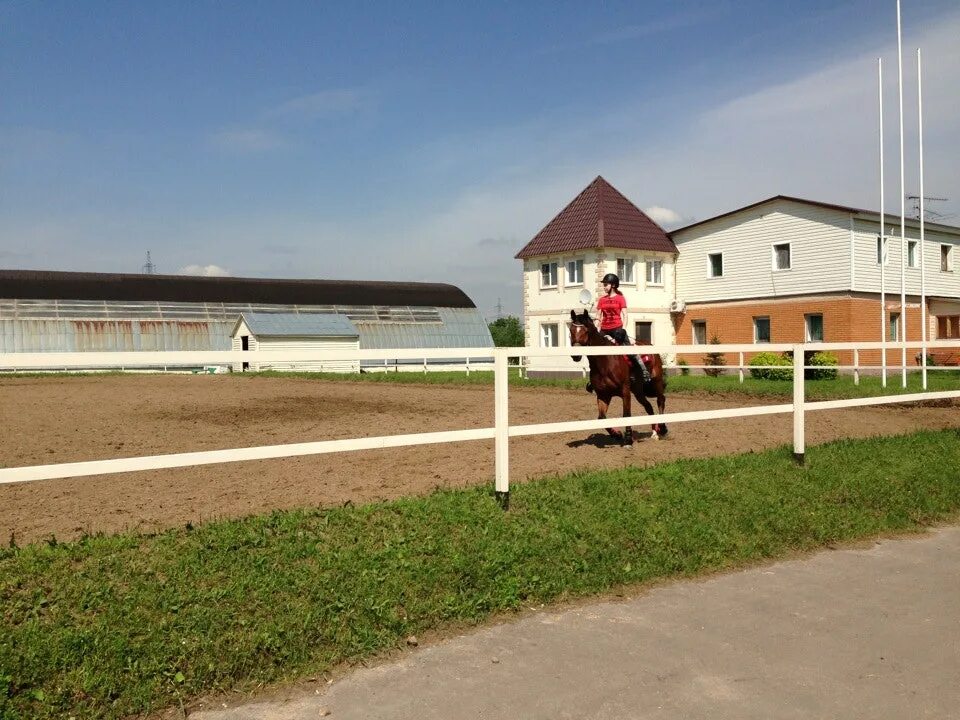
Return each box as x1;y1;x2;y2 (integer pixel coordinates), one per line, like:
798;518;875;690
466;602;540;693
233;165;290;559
255;336;360;372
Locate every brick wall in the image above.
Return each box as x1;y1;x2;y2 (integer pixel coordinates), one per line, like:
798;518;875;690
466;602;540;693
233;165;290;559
674;295;932;371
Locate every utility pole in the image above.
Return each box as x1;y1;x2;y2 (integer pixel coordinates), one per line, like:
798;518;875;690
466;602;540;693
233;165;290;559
141;251;156;274
495;297;504;319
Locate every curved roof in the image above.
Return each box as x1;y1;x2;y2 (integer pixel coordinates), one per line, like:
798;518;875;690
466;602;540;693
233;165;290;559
0;270;477;308
515;176;677;259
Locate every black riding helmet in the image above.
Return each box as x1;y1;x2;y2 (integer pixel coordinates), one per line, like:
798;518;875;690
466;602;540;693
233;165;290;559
601;273;620;289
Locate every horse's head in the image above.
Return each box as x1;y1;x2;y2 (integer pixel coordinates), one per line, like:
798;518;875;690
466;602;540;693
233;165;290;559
569;309;594;361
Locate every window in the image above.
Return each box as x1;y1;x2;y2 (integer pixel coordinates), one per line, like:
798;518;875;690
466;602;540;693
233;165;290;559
692;320;707;345
805;314;824;342
889;312;901;341
708;253;723;278
942;244;954;272
877;235;889;265
753;317;771;343
773;243;791;271
565;259;583;285
646;259;663;285
540;323;559;347
635;321;653;344
540;262;558;288
616;257;635;284
907;240;918;268
938;315;960;339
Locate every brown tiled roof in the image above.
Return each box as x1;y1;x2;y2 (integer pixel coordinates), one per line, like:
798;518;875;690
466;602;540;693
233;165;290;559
515;176;677;259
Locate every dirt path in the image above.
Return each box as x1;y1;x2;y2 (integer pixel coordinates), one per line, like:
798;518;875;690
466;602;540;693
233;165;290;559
2;375;958;544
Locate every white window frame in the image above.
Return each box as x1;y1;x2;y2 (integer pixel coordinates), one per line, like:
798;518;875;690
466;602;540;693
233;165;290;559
645;258;663;286
804;313;824;342
907;240;918;269
941;244;954;273
707;253;723;279
753;316;771;344
692;320;707;345
540;262;558;289
772;243;791;271
540;323;559;347
565;259;583;286
616;257;635;285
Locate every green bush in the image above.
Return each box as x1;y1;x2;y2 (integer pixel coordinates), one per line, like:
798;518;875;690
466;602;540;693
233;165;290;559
807;351;839;380
749;351;792;381
677;358;690;376
704;334;726;377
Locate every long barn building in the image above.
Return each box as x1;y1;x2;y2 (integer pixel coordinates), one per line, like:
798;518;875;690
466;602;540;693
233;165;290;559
0;270;493;366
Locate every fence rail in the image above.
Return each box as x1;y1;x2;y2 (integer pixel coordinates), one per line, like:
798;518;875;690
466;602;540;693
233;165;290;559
2;342;959;507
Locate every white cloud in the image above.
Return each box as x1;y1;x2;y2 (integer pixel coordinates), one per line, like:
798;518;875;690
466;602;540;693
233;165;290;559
269;89;368;121
177;264;232;277
643;206;683;227
209;128;286;153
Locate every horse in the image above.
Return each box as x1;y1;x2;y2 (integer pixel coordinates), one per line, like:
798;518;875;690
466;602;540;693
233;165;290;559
568;309;668;446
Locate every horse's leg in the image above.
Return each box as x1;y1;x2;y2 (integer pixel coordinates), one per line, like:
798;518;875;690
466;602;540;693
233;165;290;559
597;395;621;440
621;383;633;446
635;390;658;440
656;386;668;436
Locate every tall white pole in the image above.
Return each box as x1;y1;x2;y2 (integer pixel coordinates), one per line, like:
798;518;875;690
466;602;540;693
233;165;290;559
918;47;927;390
897;0;907;388
879;58;887;387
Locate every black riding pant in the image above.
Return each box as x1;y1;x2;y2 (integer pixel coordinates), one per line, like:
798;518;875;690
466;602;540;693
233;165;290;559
605;327;628;345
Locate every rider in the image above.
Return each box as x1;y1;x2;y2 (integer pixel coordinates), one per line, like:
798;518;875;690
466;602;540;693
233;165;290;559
597;273;651;382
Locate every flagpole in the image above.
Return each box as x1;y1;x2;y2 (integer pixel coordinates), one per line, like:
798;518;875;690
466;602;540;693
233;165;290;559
897;0;907;388
918;47;927;389
878;58;887;387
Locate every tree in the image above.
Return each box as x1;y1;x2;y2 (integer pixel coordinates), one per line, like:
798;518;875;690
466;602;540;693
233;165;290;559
488;316;524;347
704;334;726;377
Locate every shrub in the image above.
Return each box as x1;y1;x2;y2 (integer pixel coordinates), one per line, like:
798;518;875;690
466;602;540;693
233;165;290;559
677;358;690;376
749;351;792;381
807;351;839;380
703;335;726;377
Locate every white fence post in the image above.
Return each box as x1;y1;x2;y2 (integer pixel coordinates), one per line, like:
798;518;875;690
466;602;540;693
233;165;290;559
494;348;510;509
793;345;805;464
739;352;744;383
854;349;860;386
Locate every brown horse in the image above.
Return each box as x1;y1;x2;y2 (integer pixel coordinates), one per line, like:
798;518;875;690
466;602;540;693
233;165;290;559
569;309;668;446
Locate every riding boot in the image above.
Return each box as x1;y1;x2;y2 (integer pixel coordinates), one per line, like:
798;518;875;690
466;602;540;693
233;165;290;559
632;356;651;383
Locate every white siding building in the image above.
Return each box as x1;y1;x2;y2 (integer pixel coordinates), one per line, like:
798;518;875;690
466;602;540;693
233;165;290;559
516;177;679;377
231;312;360;372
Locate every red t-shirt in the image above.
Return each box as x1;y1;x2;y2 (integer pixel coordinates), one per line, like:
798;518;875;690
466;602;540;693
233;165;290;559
597;293;626;331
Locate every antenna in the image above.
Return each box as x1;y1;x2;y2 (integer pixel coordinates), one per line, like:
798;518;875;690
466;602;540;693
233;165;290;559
495;297;504;319
906;194;947;220
141;251;156;274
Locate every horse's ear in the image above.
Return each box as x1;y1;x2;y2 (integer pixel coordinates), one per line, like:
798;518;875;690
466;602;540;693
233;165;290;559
570;309;577;321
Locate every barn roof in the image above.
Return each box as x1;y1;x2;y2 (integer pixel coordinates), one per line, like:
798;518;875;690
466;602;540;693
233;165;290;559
515;176;677;259
234;312;359;338
0;269;477;308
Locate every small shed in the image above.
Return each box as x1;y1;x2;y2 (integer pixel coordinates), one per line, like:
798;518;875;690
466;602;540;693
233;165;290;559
231;312;360;372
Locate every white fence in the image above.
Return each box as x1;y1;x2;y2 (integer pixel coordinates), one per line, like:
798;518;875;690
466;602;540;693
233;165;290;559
1;341;959;508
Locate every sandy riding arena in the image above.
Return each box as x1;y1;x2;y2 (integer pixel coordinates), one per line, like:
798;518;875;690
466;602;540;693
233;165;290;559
2;374;959;544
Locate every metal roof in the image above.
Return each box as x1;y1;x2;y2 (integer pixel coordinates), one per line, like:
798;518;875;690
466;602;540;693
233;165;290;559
515;176;677;259
0;269;477;308
234;312;359;338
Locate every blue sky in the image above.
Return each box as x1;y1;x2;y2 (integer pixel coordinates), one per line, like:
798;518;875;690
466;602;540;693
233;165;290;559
2;1;958;318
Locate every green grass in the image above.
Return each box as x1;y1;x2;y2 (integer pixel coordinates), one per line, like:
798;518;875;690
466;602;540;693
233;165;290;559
2;429;960;719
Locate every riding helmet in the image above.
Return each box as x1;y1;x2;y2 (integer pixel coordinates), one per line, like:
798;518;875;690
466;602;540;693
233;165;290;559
601;273;620;288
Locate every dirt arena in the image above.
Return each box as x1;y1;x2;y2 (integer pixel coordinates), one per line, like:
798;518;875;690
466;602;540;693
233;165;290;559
2;374;959;544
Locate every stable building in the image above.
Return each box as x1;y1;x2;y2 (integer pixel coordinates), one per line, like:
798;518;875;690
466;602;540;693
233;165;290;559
231;312;360;373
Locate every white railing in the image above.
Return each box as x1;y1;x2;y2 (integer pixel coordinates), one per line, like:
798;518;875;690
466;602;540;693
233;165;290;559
1;341;959;507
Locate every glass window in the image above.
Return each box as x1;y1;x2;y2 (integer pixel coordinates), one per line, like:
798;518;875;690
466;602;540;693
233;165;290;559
708;253;723;278
634;321;653;344
877;236;889;265
937;315;959;339
565;259;583;285
616;258;635;284
754;317;771;343
540;262;558;288
773;243;791;270
692;320;707;345
646;260;663;285
889;312;900;341
540;323;559;347
942;245;953;272
907;241;918;268
805;314;824;342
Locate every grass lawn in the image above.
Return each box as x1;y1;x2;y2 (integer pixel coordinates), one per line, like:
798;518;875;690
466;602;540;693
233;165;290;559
2;429;959;719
